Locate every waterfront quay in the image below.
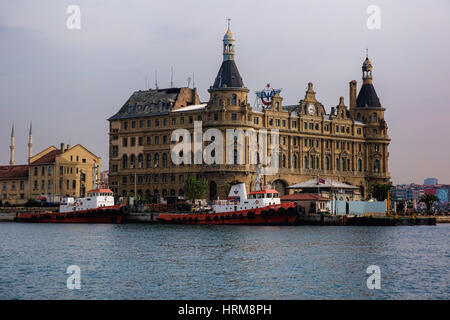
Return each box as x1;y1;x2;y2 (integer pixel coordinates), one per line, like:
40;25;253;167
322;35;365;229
0;207;439;225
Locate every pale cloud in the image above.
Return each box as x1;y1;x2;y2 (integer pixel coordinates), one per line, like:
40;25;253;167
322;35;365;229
0;0;449;184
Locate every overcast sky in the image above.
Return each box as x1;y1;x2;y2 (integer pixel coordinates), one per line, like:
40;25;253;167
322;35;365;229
0;0;449;185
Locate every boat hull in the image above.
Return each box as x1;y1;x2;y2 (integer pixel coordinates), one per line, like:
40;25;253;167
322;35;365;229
15;205;125;224
157;203;298;225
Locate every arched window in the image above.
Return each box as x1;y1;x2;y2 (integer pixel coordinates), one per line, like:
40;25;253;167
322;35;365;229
162;153;167;167
154;153;159;167
358;159;362;172
232;94;237;106
293;154;297;169
310;156;314;169
130;154;135;168
341;158;346;171
146;154;151;168
325;157;330;170
372;113;378;122
138;154;143;168
276;102;280;111
282;154;286;168
123;155;128;169
374;159;380;173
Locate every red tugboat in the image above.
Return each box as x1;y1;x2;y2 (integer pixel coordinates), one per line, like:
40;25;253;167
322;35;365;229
15;188;128;224
157;183;299;225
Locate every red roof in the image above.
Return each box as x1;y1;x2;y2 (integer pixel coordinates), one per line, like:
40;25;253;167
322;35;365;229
30;150;62;165
88;188;113;194
280;193;329;201
248;189;279;194
0;165;29;180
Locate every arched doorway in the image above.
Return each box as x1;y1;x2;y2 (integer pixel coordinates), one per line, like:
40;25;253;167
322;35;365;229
210;181;217;201
272;179;288;196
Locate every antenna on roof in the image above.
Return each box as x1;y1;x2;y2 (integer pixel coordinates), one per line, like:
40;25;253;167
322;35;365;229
170;67;174;88
192;72;195;88
154;70;159;90
187;76;191;88
366;47;369;58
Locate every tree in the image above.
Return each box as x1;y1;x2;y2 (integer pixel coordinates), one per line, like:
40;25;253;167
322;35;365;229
419;194;439;213
372;183;393;201
183;175;208;202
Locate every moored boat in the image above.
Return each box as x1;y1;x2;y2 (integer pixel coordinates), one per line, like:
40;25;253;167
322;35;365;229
15;188;128;224
157;183;300;225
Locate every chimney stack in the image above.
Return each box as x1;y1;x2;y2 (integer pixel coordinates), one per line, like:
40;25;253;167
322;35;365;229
66;144;71;151
60;143;65;151
349;80;357;110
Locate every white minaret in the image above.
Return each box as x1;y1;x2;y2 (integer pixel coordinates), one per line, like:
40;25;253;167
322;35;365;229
223;18;235;61
9;125;15;165
28;122;33;163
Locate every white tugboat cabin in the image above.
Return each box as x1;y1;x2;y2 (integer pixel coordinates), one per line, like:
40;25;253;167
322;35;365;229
60;189;115;213
212;183;281;213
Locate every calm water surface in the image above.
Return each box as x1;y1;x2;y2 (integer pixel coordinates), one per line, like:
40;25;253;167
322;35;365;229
0;223;448;299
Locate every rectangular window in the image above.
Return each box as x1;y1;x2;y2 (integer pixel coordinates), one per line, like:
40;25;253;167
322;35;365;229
292;121;297;128
189;116;193;124
139;120;143;128
112;165;118;173
163;136;167;144
231;113;237;121
48;167;52;176
60;166;63;175
147;136;151;145
72;180;76;189
147;119;151;127
155;119;160;127
180;117;184;124
41;180;45;190
138;137;143;146
214;113;218;121
275;119;280;126
131;137;136;146
357;128;362;135
164;118;168;126
304;122;307;130
172;118;176;125
131;121;136;129
155;136;159;144
82;158;86;163
20;181;25;190
41;167;45;176
282;120;286;127
309;123;313;130
253;117;259;124
112;146;119;157
123;137;128;147
123;121;128;130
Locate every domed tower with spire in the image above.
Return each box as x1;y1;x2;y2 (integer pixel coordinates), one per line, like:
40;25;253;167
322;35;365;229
349;53;390;188
206;21;249;122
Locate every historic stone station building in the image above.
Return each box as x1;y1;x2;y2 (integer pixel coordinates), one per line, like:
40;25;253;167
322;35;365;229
108;26;390;201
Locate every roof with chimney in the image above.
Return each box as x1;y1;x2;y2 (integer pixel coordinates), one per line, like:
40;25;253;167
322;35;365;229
30;150;62;165
0;165;29;180
356;83;382;108
109;88;196;120
212;60;245;89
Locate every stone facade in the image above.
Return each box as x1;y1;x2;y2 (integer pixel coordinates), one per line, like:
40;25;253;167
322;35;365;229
108;27;390;201
0;143;101;205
